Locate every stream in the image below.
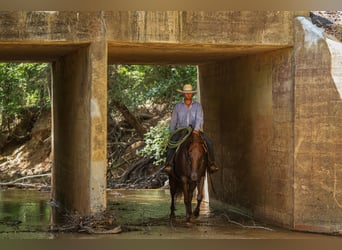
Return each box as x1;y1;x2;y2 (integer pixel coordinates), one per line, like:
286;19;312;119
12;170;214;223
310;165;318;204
0;188;338;239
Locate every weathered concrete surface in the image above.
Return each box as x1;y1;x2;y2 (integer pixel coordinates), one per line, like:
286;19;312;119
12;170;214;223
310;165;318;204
0;11;300;63
7;10;342;235
105;11;294;44
106;11;299;64
199;48;294;228
89;40;108;214
52;47;92;214
293;17;342;234
0;11;109;214
51;43;107;214
50;17;107;213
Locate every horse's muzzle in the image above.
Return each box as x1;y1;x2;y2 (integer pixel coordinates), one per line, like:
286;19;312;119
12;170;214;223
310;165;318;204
191;172;198;181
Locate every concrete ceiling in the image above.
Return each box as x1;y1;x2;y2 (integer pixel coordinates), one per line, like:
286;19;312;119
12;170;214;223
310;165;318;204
0;42;289;65
107;42;289;65
0;42;89;62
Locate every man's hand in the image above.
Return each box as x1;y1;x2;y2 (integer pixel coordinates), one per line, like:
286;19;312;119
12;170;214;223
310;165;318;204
192;130;199;135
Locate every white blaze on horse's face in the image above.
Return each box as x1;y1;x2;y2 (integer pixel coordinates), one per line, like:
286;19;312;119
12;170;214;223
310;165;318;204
189;145;204;182
190;168;198;181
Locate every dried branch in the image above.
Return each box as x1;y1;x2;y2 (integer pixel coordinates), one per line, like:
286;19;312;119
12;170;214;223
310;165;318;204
0;173;51;187
221;213;274;232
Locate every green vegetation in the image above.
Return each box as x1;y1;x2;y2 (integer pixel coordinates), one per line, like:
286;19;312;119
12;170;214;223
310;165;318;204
0;63;197;175
108;64;197;111
137;121;170;166
0;62;50;132
108;64;197;166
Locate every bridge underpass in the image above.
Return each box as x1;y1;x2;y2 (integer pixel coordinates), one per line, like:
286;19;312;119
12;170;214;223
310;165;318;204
0;40;298;228
1;11;342;234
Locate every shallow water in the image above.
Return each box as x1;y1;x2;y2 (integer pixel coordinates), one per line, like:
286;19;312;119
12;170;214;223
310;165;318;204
0;188;339;239
0;189;52;239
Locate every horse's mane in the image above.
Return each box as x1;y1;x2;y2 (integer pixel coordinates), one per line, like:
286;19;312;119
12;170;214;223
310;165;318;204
178;132;204;154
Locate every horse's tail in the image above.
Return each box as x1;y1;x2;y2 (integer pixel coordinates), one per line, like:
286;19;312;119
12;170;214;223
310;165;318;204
170;176;184;200
174;185;183;199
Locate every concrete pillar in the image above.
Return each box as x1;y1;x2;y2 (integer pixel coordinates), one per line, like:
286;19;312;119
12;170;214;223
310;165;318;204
51;42;107;214
293;16;342;234
199;48;294;227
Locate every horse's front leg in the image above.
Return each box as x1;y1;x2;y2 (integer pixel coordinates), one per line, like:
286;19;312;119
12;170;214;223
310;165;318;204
181;178;192;223
193;176;205;217
184;181;197;221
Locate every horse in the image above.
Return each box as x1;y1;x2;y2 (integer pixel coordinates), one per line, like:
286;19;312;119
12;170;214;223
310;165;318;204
168;131;207;223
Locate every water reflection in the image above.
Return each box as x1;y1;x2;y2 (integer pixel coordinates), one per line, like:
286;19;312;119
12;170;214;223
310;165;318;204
0;188;338;239
0;189;52;239
106;189;211;228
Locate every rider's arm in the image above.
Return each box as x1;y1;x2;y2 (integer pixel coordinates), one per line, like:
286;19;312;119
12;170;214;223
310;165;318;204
193;102;203;132
170;105;179;132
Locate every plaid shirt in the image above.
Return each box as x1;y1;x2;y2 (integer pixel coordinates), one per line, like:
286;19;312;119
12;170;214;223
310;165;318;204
170;101;203;132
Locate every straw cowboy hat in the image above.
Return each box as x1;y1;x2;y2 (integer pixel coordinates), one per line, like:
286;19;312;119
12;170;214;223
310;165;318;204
177;84;197;94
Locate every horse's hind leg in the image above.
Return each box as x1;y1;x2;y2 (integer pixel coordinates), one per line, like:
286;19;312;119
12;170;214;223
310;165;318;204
170;193;176;219
169;179;176;219
193;177;205;217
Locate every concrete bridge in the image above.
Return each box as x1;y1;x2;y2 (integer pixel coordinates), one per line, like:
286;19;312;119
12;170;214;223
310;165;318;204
1;11;342;234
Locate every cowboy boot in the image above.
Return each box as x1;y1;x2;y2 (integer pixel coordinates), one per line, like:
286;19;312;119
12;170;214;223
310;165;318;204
208;162;219;174
163;165;173;174
163;159;174;175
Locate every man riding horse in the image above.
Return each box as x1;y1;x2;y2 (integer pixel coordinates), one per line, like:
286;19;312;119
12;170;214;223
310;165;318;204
164;84;219;175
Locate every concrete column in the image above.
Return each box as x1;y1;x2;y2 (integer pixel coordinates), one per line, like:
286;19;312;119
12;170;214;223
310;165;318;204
199;48;294;227
89;41;108;213
293;17;342;234
51;42;107;214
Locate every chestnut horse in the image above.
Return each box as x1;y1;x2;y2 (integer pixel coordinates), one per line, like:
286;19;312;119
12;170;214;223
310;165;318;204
168;131;207;223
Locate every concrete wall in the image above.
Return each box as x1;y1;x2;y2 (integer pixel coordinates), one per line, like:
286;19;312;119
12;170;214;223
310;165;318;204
88;41;108;214
0;11;112;214
105;11;295;44
9;11;342;233
52;47;91;214
199;48;294;227
294;17;342;234
51;41;107;214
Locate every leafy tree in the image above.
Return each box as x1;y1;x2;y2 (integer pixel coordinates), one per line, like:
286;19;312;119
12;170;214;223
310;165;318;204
108;64;197;112
137;121;169;166
0;62;50;132
108;64;198;167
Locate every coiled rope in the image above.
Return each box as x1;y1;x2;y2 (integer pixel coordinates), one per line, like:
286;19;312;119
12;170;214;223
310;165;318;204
167;126;193;150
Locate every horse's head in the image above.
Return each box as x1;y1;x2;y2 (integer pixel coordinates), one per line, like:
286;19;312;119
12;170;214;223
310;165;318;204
188;133;205;181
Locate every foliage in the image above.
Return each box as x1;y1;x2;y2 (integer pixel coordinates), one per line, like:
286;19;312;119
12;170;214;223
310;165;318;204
0;62;50;132
137;121;170;166
108;64;198;167
0;62;197;173
108;65;197;112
